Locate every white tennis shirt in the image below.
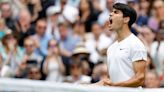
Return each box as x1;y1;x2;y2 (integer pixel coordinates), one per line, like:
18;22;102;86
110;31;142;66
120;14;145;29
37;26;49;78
107;34;147;83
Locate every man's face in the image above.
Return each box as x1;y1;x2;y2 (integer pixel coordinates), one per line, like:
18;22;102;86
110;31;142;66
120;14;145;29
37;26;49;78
1;3;12;19
24;39;35;54
92;23;102;37
36;21;47;37
59;25;68;39
145;72;160;88
71;64;81;78
108;8;124;31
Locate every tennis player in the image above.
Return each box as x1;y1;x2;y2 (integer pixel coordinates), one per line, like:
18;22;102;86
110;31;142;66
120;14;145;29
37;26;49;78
96;3;147;87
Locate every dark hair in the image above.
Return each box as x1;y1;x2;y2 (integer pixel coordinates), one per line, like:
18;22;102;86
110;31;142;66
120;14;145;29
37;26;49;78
113;3;137;28
47;39;59;48
79;0;94;17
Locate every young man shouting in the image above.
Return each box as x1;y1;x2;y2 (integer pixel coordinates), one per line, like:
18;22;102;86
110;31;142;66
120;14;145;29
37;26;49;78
97;3;147;87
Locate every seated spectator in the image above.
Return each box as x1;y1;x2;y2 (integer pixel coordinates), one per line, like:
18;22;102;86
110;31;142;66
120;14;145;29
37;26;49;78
23;37;43;68
138;26;155;53
148;0;164;32
150;28;164;77
78;0;100;32
58;22;81;74
72;21;86;42
65;61;91;84
27;66;42;80
0;1;16;31
0;32;24;77
145;70;160;88
43;39;65;82
46;6;61;41
71;43;94;76
14;9;35;47
31;19;52;57
85;22;103;63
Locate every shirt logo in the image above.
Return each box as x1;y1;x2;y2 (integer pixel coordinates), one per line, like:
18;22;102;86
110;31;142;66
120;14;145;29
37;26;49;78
120;48;125;50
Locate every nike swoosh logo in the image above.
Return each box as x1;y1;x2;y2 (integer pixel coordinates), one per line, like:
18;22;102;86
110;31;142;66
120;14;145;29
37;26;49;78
120;48;126;50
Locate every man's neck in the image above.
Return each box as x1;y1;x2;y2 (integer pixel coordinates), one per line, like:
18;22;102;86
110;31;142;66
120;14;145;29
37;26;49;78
116;25;132;42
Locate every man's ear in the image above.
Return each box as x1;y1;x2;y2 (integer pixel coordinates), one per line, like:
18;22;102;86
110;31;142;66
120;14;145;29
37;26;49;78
124;17;130;24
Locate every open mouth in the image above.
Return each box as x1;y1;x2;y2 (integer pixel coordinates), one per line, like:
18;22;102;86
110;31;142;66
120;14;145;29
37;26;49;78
109;19;113;24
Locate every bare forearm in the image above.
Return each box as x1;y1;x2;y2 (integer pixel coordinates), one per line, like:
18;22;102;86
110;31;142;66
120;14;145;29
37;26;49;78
110;75;145;87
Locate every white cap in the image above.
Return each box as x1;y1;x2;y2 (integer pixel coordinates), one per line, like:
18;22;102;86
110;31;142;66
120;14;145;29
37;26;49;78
114;0;127;4
46;6;61;16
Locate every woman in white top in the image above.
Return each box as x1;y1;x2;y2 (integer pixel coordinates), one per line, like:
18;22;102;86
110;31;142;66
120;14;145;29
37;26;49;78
43;39;65;82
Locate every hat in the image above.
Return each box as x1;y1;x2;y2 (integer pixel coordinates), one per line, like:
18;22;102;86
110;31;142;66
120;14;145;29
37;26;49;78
114;0;127;4
46;6;61;16
72;43;90;56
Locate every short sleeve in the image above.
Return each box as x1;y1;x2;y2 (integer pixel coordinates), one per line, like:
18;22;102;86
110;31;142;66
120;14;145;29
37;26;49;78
131;45;147;62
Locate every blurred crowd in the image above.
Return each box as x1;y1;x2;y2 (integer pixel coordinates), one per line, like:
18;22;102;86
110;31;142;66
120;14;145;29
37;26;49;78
0;0;164;88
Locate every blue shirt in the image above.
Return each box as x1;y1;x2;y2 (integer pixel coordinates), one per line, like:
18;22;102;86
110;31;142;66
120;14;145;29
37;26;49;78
33;34;52;56
59;35;81;52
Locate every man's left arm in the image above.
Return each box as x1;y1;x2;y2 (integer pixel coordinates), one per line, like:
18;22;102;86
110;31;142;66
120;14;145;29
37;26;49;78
104;60;146;87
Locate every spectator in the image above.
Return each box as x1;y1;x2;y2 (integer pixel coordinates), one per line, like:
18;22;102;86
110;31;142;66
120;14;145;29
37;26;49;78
150;29;164;77
145;70;160;88
148;0;164;32
72;21;86;42
23;37;43;68
58;22;81;75
65;61;91;84
27;66;42;80
79;0;100;32
85;22;103;63
58;22;80;56
138;26;155;53
135;0;150;26
71;43;94;76
43;39;65;82
0;2;16;31
0;32;23;77
46;6;61;41
31;19;52;56
14;9;35;47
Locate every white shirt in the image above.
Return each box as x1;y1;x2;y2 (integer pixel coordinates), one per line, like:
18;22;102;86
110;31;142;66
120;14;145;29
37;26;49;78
107;34;147;83
150;41;164;75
